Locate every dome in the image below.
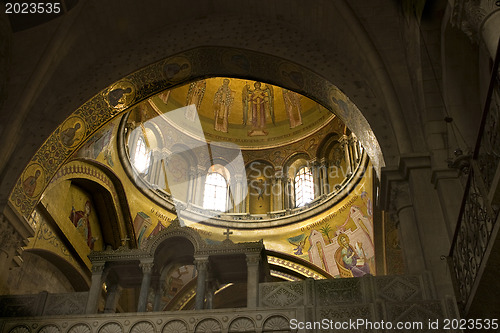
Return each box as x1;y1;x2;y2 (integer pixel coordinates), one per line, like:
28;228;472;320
119;77;370;231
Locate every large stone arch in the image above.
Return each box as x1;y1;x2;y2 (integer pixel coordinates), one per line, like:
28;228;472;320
8;46;385;220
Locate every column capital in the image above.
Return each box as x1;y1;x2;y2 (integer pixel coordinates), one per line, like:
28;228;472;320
91;262;106;274
194;256;210;270
189;166;197;178
234;173;245;182
246;253;261;266
339;134;350;144
139;261;154;274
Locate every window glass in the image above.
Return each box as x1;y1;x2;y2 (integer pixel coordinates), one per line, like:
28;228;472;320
294;166;314;207
133;136;151;174
203;172;227;211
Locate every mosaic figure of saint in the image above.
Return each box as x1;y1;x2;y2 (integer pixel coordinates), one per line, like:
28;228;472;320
242;81;275;136
22;169;41;197
282;88;303;128
108;87;133;108
337;233;370;277
69;200;96;249
213;79;234;133
61;123;81;147
185;80;206;122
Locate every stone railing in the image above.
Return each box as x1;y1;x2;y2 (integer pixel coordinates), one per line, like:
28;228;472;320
259;275;460;331
0;307;297;333
259;274;436;308
0;275;461;333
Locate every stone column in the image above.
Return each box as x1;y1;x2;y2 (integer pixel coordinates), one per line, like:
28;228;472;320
310;160;321;198
283;177;289;210
227;185;233;213
284;177;294;209
320;159;329;196
104;282;122;313
246;253;261;308
351;135;360;166
277;170;285;211
187;167;197;206
137;261;154;312
194;257;209;310
340;135;352;176
195;166;206;206
205;279;217;310
234;174;245;213
85;263;106;314
270;176;278;211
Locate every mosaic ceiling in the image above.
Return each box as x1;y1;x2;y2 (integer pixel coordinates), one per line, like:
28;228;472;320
148;77;336;149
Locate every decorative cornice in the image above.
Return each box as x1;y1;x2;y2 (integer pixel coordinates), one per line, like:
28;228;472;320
88;246;149;262
430;168;460;188
89;218;265;264
380;154;431;209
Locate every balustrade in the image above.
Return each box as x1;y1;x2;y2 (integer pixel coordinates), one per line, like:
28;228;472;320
447;37;500;314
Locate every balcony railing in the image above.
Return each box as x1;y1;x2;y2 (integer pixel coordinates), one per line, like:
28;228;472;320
0;274;459;333
448;38;500;314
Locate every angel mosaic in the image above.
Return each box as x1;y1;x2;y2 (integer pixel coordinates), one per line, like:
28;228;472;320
288;233;309;255
242;81;275;136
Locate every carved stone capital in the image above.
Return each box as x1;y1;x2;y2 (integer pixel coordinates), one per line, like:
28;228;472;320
189;167;197;178
194;257;210;271
91;263;106;274
139;261;154;274
246;253;261;266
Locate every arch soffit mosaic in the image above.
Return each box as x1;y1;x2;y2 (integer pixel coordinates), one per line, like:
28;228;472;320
44;159;137;249
9;47;384;219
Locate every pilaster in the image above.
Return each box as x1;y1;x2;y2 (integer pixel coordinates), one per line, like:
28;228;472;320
246;253;261;308
194;256;209;310
137;261;154;312
85;262;106;314
381;154;455;298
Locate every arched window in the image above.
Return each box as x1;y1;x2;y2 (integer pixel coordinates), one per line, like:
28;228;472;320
133;136;151;174
294;166;314;207
203;172;228;211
